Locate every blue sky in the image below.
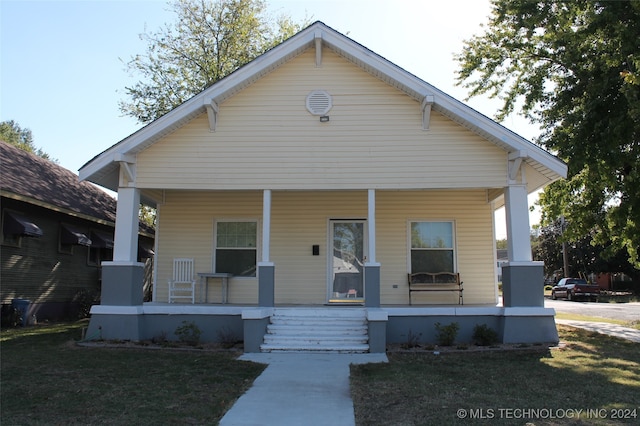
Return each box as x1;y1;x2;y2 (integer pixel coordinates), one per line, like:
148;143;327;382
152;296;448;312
1;0;540;236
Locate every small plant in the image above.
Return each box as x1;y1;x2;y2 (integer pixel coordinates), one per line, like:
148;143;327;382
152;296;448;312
216;326;240;349
152;330;169;345
434;322;459;346
174;321;201;346
401;329;422;349
472;323;499;346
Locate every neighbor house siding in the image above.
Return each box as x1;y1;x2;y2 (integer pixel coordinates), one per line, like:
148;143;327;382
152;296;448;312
136;49;507;191
1;198;102;320
154;189;496;305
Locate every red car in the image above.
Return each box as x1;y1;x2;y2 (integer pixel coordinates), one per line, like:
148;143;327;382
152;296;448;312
551;278;600;302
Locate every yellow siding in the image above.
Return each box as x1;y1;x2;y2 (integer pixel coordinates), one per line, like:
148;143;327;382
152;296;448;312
136;48;507;190
154;190;497;305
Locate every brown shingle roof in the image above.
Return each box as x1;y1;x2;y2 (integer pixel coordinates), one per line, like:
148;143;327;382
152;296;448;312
0;140;116;224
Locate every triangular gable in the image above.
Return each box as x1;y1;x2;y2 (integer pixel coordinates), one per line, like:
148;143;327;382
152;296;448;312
80;21;566;192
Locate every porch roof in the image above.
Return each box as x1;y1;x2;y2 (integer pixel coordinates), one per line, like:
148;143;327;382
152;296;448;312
79;22;567;193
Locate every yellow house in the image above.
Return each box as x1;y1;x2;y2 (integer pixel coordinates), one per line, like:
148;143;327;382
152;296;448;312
80;22;566;352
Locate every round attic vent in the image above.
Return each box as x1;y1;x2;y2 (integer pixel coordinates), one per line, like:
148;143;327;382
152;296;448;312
306;90;332;115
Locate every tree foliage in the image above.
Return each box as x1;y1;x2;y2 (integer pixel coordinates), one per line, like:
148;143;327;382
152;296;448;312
456;0;640;268
533;219;638;281
119;0;308;123
0;120;55;161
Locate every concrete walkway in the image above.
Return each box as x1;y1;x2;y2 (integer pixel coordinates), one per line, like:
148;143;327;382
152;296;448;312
219;353;388;426
220;320;638;425
556;319;640;343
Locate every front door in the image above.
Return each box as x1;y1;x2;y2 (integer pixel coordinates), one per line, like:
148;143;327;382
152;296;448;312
329;220;366;303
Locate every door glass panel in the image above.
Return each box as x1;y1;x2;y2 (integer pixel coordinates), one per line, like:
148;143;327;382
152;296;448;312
331;222;364;301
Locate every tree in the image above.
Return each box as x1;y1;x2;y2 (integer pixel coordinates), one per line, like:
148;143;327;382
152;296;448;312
456;0;640;268
533;219;638;282
0;120;55;161
120;0;308;123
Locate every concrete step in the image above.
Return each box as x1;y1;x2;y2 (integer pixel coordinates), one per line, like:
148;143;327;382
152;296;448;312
260;307;370;353
261;343;370;353
263;334;369;344
268;318;367;327
267;324;368;334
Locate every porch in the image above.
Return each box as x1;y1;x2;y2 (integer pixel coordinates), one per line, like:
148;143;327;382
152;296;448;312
87;302;558;353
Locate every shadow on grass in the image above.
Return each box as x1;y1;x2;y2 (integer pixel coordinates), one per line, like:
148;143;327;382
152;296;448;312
351;326;640;425
1;322;265;425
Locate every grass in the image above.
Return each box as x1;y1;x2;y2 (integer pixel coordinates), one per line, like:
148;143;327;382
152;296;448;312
0;322;265;425
351;325;640;425
2;322;639;425
555;312;640;330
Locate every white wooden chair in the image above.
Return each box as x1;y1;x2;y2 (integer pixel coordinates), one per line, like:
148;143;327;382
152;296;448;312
168;258;196;303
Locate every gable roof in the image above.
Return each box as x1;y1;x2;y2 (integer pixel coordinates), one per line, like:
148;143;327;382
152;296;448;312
1;140;117;225
80;21;567;191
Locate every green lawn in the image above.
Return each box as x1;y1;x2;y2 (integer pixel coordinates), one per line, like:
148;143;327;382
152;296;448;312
351;325;640;425
2;322;638;425
0;322;265;425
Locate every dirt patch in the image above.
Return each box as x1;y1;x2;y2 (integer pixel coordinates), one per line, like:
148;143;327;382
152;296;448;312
76;339;244;353
386;341;563;354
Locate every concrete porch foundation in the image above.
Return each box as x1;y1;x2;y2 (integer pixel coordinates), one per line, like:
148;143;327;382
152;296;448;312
85;304;558;350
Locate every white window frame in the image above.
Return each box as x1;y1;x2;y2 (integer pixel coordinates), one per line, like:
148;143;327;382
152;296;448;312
213;218;260;278
407;220;457;274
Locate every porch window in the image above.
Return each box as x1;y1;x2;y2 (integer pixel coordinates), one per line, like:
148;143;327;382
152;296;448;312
215;221;257;277
409;221;455;273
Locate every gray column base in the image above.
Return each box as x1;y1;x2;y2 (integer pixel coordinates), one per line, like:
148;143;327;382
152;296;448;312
258;263;275;307
100;262;145;306
502;262;544;307
364;263;381;308
367;309;388;353
242;308;273;353
86;308;143;341
502;309;558;344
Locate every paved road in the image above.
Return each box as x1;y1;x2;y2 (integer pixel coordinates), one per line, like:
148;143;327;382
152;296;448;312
545;298;640;322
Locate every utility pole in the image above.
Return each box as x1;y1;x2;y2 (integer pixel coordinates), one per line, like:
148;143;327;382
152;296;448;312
561;217;569;277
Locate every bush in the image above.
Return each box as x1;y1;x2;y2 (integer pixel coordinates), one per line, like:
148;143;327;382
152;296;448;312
175;321;201;346
472;324;499;346
434;322;459;346
401;329;422;349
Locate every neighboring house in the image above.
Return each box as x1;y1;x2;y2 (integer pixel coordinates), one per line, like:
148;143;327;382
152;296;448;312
79;22;566;352
0;141;154;323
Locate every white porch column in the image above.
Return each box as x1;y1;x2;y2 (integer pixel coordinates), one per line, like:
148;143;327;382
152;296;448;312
261;189;271;263
258;189;274;306
365;189;381;307
113;186;140;262
367;189;376;264
504;184;532;262
502;184;544;307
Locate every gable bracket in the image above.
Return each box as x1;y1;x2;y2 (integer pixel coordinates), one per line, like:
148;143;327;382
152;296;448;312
205;99;219;132
421;95;435;130
114;153;137;187
315;30;323;67
508;150;528;182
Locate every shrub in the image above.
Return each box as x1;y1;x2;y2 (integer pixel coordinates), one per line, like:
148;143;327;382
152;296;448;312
174;321;201;346
472;323;499;346
216;326;240;348
401;329;422;349
434;322;459;346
